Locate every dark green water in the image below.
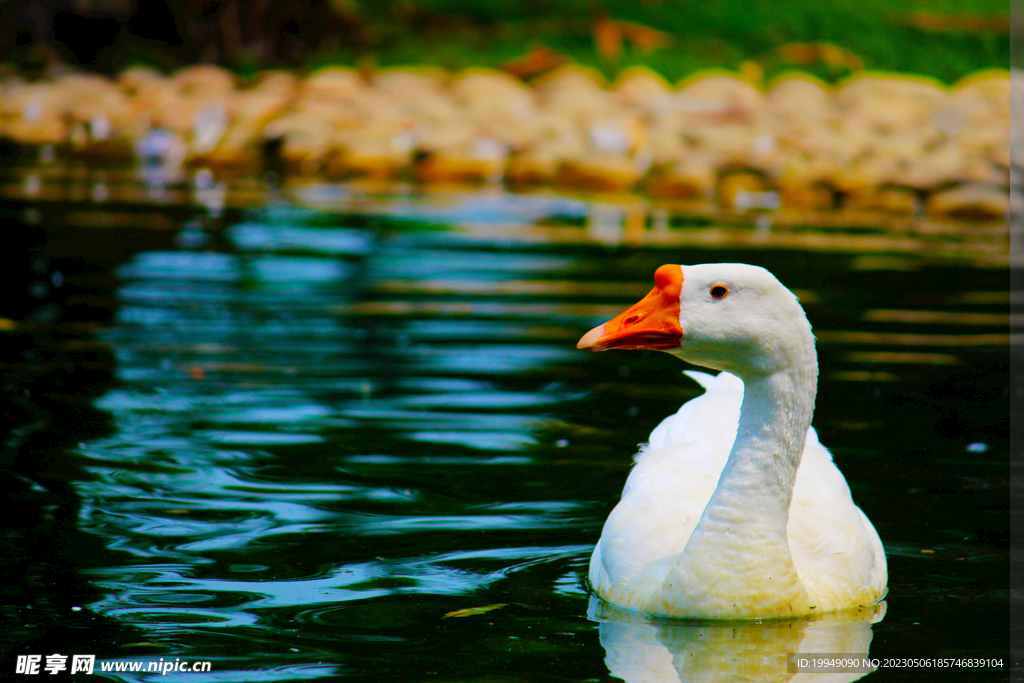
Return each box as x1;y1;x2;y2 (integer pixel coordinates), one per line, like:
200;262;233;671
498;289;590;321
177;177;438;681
0;172;1012;681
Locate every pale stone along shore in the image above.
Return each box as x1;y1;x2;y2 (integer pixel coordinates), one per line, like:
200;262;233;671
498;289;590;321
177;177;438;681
0;63;1014;219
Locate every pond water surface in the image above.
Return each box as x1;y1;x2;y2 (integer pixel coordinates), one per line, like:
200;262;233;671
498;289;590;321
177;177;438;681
1;169;1012;681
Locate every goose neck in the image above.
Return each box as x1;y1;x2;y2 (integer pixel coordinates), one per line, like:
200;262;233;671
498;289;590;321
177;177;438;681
703;359;818;536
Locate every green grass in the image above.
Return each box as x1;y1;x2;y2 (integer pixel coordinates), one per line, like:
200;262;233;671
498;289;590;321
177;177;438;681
314;0;1011;84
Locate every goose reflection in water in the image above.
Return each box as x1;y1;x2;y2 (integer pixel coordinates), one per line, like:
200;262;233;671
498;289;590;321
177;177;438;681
591;596;885;683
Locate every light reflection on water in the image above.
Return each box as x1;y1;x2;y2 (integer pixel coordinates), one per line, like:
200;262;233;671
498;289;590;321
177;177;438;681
1;178;1010;681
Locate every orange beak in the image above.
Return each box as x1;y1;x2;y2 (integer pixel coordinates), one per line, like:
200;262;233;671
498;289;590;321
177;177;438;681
578;264;683;351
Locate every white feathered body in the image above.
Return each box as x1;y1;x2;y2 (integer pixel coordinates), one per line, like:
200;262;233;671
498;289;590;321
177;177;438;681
589;370;887;617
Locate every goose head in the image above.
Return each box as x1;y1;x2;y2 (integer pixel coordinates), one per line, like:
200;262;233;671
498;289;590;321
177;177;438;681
577;263;814;378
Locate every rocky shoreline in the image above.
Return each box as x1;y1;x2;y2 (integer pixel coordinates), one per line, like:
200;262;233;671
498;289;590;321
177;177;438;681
0;63;1015;220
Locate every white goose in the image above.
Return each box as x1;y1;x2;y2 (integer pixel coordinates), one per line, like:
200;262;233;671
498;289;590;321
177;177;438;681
578;263;886;619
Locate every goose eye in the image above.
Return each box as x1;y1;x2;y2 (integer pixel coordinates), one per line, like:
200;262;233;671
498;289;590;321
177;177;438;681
710;285;728;299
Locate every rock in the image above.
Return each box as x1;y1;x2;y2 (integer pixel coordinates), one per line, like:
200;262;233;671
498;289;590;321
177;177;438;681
646;157;717;198
416;139;508;183
613;66;671;109
506;148;562;185
766;72;832;124
844;187;919;215
927;184;1008;220
718;171;775;209
303;66;366;102
677;71;767;119
559;152;646;191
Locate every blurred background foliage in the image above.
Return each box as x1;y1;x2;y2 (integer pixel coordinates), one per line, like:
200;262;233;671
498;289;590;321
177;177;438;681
0;0;1012;82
